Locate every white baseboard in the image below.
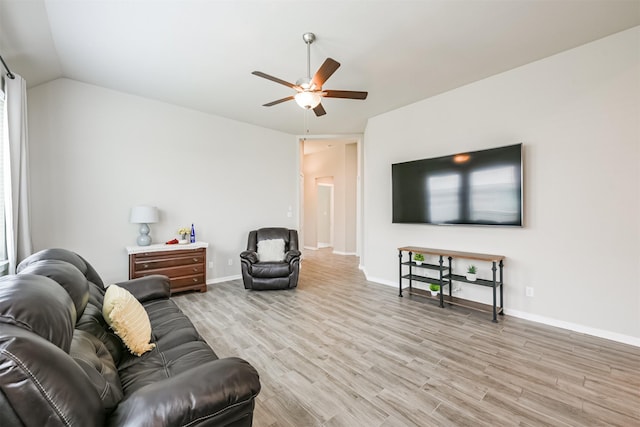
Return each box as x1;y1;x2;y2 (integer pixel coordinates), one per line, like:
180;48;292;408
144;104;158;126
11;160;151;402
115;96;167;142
317;242;331;248
365;274;640;348
207;274;241;285
303;246;318;250
505;309;640;347
365;275;397;288
333;250;357;256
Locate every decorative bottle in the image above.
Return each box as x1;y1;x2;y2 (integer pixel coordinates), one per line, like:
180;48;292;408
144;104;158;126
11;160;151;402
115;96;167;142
190;224;196;243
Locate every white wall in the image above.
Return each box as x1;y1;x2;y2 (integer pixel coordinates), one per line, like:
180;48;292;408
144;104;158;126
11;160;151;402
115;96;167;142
27;78;298;283
363;27;640;343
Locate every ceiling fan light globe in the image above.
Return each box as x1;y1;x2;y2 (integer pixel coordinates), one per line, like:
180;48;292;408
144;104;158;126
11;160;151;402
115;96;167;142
295;91;321;109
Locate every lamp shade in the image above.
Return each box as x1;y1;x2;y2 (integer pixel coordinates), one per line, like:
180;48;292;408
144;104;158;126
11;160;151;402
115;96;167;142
130;206;159;224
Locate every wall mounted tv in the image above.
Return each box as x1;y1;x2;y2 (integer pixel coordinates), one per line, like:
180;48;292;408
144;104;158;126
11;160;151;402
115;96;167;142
392;143;523;226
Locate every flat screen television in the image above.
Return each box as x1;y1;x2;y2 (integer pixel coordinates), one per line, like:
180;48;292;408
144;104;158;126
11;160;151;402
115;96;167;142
392;143;523;226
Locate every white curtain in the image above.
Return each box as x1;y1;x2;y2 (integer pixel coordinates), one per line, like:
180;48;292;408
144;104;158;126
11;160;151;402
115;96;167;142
3;74;32;273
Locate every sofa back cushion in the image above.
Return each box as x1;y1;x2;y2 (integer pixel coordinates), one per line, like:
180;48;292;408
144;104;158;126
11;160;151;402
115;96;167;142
17;247;106;290
71;329;123;413
0;274;76;352
0;274;104;425
0;325;104;426
77;303;125;365
18;259;90;319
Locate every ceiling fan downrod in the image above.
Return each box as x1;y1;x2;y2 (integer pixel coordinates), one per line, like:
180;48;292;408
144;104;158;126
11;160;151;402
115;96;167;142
302;32;315;84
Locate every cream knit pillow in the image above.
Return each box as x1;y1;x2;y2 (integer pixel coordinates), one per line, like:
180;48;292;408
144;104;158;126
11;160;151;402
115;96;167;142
102;284;155;356
257;238;285;262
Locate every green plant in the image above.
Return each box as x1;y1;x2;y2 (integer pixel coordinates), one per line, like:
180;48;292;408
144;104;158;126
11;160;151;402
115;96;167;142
467;265;477;274
413;253;425;262
429;283;440;292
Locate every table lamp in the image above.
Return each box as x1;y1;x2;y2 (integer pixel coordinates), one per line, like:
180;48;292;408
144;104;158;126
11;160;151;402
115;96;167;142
130;206;159;246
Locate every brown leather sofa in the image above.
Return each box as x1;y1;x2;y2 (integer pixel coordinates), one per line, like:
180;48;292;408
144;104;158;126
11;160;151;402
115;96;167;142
240;228;301;290
0;248;261;426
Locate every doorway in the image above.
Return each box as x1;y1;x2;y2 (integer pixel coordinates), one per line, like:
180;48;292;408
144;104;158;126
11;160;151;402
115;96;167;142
299;136;361;257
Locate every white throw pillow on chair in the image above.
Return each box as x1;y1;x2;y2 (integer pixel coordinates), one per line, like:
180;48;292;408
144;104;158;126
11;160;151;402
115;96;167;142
257;239;285;262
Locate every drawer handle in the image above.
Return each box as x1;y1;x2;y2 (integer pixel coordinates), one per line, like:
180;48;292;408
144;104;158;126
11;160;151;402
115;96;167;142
193;268;198;272
193;258;198;262
143;264;149;268
193;278;198;282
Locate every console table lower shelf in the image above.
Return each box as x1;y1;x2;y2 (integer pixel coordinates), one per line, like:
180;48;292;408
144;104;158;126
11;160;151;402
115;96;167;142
402;287;504;316
398;246;505;322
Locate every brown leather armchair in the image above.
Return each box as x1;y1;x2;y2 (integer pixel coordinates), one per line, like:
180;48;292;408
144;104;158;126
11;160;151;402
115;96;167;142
240;228;301;290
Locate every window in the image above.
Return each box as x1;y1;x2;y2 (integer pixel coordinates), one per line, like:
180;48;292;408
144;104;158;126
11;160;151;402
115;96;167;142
470;166;520;224
428;173;461;223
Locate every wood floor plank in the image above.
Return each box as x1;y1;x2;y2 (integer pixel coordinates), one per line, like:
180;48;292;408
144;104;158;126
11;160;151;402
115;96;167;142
173;249;640;426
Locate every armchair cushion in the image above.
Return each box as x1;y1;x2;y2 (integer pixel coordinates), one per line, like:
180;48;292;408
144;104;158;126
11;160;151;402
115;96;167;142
103;284;156;356
257;238;285;262
251;262;291;278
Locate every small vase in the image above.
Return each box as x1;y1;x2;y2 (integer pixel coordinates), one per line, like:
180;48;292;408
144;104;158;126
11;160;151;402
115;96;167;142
415;261;422;266
466;273;477;282
430;290;438;296
178;235;189;244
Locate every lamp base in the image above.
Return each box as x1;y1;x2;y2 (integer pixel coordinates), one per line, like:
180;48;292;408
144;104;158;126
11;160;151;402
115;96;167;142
137;223;152;246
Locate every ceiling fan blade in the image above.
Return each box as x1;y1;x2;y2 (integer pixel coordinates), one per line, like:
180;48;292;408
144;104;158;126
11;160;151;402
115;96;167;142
323;90;368;100
263;96;295;107
312;58;340;88
252;71;299;89
313;103;326;117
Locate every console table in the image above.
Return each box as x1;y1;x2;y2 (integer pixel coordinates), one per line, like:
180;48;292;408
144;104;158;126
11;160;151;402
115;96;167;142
127;242;208;294
398;246;505;322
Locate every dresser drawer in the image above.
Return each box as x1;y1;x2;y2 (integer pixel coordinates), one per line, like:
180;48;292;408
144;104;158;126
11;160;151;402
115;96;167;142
134;252;205;272
133;263;204;278
171;274;206;290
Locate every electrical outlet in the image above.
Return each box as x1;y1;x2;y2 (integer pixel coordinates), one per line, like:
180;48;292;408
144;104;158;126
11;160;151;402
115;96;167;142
526;286;534;297
208;261;213;269
228;258;233;266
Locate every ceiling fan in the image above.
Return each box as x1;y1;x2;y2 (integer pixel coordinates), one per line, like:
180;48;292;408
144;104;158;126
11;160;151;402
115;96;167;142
252;32;368;117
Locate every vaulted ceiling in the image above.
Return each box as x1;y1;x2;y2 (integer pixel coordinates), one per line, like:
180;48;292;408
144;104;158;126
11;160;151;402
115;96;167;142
1;1;638;135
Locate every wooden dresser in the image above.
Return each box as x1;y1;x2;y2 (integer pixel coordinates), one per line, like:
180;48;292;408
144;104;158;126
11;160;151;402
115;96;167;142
127;242;208;294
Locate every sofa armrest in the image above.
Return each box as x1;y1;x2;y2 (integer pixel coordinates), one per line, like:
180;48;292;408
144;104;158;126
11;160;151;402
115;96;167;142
285;249;301;264
114;275;171;302
240;250;259;264
107;357;261;427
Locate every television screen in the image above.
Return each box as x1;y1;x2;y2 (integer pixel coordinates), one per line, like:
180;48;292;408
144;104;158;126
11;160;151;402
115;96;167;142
392;144;523;226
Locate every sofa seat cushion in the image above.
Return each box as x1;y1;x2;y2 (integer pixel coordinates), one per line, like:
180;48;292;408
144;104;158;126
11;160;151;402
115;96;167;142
144;298;204;349
116;298;219;396
251;262;290;278
118;339;218;396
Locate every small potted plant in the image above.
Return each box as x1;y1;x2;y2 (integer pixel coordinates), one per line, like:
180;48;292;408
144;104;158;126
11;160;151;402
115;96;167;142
177;227;190;244
466;265;477;281
429;283;440;296
413;253;425;266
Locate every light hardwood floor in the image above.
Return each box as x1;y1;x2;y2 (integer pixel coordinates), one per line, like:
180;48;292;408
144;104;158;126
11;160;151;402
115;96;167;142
173;249;640;426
